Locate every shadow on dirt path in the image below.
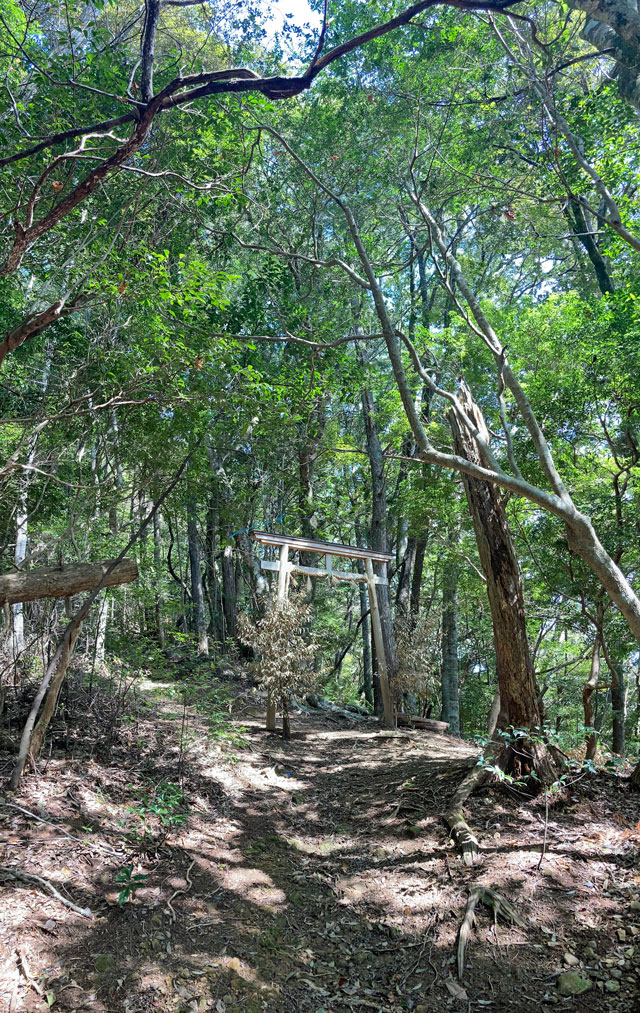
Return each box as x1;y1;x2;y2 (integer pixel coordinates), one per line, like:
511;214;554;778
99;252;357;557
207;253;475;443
1;679;639;1012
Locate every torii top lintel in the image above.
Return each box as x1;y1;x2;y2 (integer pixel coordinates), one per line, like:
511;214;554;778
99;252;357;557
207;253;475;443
250;530;392;564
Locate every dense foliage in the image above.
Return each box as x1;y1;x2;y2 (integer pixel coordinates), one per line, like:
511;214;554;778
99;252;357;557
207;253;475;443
1;0;639;769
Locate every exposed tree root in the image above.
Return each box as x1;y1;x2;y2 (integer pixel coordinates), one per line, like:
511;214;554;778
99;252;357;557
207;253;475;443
443;761;488;865
0;865;93;917
457;886;526;978
443;736;564;864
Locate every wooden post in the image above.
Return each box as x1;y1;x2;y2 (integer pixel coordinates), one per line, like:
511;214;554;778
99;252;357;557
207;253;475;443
365;557;395;728
266;542;289;732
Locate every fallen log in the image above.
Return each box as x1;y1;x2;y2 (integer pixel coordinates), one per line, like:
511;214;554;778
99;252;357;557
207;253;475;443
0;558;138;605
397;713;449;733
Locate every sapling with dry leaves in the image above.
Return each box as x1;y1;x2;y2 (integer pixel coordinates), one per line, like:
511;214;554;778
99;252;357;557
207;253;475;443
239;592;318;739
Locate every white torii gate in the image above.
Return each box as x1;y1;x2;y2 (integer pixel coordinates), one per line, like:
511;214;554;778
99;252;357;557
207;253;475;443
251;530;395;729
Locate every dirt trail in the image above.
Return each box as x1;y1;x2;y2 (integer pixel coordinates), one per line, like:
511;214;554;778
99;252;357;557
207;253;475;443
1;682;640;1012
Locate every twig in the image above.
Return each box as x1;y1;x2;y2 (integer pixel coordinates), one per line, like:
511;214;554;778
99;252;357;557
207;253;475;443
165;859;195;921
1;800;123;858
16;949;43;995
0;865;93;917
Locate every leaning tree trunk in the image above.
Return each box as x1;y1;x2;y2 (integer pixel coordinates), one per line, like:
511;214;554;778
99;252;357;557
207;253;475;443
449;385;553;780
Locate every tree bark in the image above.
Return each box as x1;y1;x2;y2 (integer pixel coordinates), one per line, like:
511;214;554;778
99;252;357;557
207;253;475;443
360;385;398;702
449;386;541;736
221;543;238;640
187;501;209;656
0;558;138;606
153;508;164;648
611;662;626;755
396;536;417;617
440;552;460;735
566;197;615;295
235;530;269;604
94;596;108;665
410;537;427;622
583;637;601;760
357;559;373;704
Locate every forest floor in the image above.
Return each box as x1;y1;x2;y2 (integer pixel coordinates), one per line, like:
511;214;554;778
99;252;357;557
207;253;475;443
1;672;640;1013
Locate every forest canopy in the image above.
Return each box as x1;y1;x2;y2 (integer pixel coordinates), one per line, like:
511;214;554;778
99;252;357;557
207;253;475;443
1;0;640;786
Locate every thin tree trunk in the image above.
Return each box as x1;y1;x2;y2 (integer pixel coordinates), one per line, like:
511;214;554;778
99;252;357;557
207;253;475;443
360;385;398;701
94;595;108;665
410;537;426;622
235;530;269;604
441;552;460;735
153;508;164;648
396;536;417;617
357;560;373;704
12;350;52;660
187;500;209;656
221;543;238;640
29;624;82;762
584;637;601;761
611;663;626;755
566;197;615;295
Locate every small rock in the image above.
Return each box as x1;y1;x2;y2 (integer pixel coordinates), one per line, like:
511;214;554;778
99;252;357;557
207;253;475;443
563;953;580;966
617;928;627;942
556;972;592;997
604;980;620;993
629;901;640;912
610;968;622;979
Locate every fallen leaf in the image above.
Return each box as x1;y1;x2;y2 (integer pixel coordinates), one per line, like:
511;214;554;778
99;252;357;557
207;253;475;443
445;977;468;999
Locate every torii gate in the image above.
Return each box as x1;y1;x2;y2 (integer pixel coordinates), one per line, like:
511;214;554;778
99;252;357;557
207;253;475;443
251;530;395;729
